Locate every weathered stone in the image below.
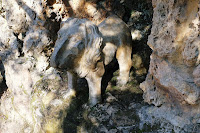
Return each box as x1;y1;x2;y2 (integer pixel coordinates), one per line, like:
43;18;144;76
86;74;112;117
0;0;73;132
3;0;36;33
0;16;19;59
193;64;200;87
141;0;200;131
23;25;51;55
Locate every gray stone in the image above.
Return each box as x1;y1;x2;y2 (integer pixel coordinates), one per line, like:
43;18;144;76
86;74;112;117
140;0;200;132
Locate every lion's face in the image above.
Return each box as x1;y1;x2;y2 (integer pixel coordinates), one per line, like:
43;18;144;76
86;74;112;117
50;33;85;70
50;18;103;77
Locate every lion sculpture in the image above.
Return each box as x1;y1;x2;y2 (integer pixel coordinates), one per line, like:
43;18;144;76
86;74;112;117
50;15;132;106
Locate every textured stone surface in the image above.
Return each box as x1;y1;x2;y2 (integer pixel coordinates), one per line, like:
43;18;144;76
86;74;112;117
0;16;19;59
193;64;200;87
0;0;71;132
140;0;200;131
3;0;36;33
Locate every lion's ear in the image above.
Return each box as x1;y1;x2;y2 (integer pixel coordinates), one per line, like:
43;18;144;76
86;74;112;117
71;47;79;55
58;54;75;69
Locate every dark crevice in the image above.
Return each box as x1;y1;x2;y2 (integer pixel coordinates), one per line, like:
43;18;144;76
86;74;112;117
13;33;24;57
0;77;7;98
47;0;57;6
0;60;7;98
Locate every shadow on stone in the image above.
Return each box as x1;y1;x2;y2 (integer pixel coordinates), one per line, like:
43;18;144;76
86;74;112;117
0;60;7;98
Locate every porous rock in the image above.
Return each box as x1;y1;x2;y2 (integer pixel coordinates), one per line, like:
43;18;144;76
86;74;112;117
193;64;200;87
0;0;73;132
140;0;200;131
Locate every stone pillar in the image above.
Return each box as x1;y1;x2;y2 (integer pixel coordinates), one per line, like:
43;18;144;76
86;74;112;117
140;0;200;130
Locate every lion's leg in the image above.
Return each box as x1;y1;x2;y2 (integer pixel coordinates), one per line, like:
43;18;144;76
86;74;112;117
67;71;77;91
63;71;77;99
116;45;132;85
86;75;102;106
86;61;105;106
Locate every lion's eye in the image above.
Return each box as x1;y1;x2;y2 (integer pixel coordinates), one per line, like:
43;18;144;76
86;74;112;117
71;37;80;43
77;41;84;50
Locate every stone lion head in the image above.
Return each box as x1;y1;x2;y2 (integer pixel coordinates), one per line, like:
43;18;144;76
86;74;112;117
50;18;103;77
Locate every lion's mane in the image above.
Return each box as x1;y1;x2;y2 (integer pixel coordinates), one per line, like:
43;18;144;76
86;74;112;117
50;18;103;77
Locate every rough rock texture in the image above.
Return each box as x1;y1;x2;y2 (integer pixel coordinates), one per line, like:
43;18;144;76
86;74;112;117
0;0;72;132
140;0;200;132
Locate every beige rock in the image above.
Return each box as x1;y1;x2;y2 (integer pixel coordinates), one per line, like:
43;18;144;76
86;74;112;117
0;0;73;132
142;0;200;105
193;65;200;87
141;0;200;129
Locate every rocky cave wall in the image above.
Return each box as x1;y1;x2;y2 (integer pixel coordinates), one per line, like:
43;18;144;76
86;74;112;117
0;0;73;132
140;0;200;131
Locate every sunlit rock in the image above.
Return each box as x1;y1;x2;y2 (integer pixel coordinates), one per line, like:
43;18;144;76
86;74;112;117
141;0;200;131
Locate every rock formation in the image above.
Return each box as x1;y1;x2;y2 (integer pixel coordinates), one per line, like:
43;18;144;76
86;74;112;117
0;0;73;132
140;0;200;131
